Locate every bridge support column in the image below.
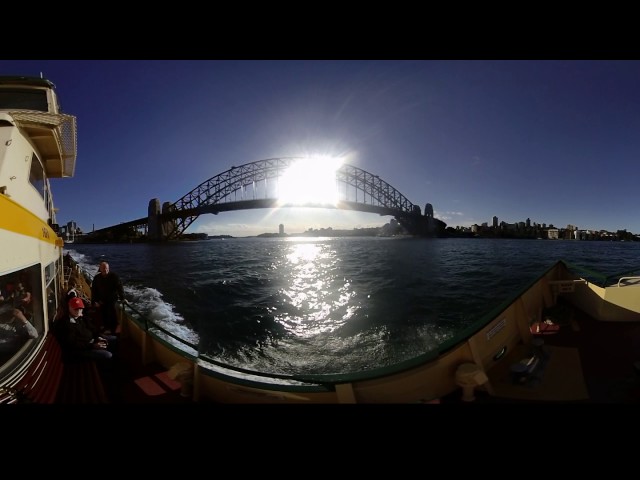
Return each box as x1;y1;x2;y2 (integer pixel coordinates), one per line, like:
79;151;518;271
148;198;162;241
161;202;177;240
148;199;178;241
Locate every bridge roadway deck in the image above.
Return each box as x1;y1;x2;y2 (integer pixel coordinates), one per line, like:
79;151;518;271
89;199;407;236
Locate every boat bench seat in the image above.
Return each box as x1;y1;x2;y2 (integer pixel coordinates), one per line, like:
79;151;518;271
0;332;108;404
56;358;108;404
0;332;65;404
55;345;109;404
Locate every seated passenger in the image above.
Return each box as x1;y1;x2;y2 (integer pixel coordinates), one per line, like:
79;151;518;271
0;282;16;303
10;278;34;320
54;297;117;362
15;282;32;307
0;305;38;353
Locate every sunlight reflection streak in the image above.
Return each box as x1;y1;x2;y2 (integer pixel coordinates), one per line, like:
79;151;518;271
277;242;357;337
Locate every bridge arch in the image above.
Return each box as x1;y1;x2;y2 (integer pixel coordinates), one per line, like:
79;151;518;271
157;157;425;239
85;157;445;242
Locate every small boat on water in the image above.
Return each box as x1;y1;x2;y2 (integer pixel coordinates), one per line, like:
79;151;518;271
2;75;640;404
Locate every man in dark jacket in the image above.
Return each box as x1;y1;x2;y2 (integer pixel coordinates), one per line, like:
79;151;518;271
91;260;125;335
54;297;116;362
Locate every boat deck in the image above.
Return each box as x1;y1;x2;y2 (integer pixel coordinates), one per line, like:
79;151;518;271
96;298;640;404
442;299;640;404
100;334;196;404
551;304;640;403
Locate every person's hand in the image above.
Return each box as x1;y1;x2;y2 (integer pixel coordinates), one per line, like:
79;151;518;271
93;340;108;349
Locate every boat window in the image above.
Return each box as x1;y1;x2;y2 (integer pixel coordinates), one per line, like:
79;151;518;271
45;260;59;331
0;265;44;376
44;262;55;285
29;153;45;200
45;179;54;222
46;283;57;332
0;88;49;112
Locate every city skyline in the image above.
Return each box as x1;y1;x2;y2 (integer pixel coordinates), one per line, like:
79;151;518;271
60;211;640;240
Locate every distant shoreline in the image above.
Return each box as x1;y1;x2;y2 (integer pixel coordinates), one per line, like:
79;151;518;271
71;224;640;244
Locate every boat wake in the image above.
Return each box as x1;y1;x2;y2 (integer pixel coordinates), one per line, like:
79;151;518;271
64;248;200;350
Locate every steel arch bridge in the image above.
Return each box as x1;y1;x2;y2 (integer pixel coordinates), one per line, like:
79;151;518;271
88;157;443;241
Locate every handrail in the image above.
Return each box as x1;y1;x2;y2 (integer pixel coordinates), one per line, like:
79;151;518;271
560;259;609;287
120;295;441;385
67;256;323;385
77;256;590;389
559;260;640;288
63;266;72;284
120;301;333;385
617;276;640;287
607;265;640;286
118;260;573;387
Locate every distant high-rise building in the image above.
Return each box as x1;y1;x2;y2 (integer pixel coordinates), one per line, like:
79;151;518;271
279;224;284;235
492;216;498;228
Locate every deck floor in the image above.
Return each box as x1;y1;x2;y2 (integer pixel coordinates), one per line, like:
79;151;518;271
443;300;640;404
100;334;195;404
99;300;640;404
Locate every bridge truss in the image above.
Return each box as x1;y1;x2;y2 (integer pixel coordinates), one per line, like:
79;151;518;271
161;157;420;239
87;157;439;241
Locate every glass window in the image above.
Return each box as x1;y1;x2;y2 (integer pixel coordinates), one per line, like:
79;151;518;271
0;265;43;374
44;261;55;286
0;88;49;111
29;153;45;200
45;260;59;330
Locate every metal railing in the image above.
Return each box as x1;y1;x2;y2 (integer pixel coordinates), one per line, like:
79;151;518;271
617;276;640;287
119;299;443;388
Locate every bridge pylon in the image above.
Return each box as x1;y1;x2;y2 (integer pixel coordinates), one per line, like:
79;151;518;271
395;203;447;236
148;198;177;241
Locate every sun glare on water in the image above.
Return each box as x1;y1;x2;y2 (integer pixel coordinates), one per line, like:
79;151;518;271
277;157;343;206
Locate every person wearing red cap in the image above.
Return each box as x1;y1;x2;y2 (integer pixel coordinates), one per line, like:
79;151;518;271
54;296;117;362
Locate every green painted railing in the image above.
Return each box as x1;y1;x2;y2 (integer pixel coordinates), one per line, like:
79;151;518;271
119;259;567;389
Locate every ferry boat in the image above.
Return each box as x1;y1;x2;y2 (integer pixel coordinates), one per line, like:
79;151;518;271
0;75;75;401
65;251;637;404
111;257;639;404
2;75;639;404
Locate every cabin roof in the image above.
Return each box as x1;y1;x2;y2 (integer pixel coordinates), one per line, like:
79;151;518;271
0;76;55;88
0;75;76;177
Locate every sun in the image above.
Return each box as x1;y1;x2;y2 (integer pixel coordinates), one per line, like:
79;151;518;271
277;156;343;206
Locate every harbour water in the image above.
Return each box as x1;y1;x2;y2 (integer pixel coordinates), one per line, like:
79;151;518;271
66;237;640;376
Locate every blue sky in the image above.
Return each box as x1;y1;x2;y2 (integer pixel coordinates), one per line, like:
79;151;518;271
2;60;639;236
